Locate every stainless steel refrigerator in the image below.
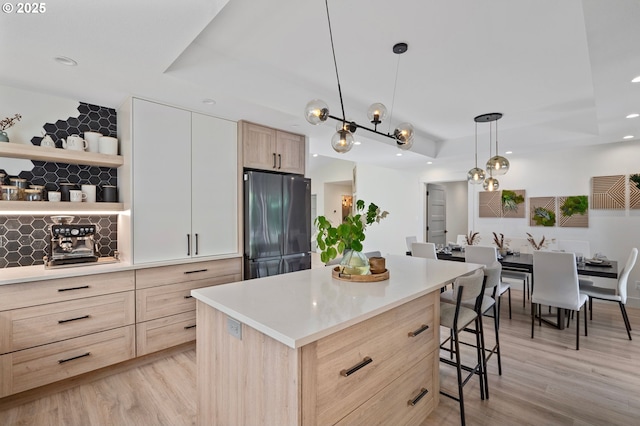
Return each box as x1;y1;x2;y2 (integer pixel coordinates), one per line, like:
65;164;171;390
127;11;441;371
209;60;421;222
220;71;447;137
244;170;311;279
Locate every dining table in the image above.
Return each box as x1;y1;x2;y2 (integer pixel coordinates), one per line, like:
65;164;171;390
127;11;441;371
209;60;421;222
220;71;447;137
436;249;619;330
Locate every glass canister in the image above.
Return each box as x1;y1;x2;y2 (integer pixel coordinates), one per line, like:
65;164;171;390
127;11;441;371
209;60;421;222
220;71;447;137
24;189;43;201
9;177;28;200
0;172;6;185
29;184;45;200
1;185;19;201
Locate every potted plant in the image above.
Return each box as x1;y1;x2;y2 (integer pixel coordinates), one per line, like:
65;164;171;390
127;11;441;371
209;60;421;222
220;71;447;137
0;113;22;142
492;232;510;256
315;199;388;274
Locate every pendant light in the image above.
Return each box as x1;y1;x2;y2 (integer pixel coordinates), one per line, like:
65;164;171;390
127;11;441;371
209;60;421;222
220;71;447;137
482;115;499;191
485;113;509;176
467;120;486;184
304;0;415;153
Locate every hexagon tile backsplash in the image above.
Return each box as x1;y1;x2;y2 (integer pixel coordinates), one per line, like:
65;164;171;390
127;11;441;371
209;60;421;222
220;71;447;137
0;215;118;268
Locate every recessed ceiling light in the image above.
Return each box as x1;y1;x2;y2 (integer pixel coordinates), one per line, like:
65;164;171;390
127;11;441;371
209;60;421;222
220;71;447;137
427;161;433;165
623;135;634;139
626;113;639;119
396;153;402;157
505;151;513;154
54;56;77;66
202;98;216;105
354;141;361;145
312;153;318;157
632;75;640;83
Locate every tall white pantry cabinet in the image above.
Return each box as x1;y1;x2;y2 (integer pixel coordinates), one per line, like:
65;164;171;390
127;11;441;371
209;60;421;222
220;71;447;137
119;98;239;264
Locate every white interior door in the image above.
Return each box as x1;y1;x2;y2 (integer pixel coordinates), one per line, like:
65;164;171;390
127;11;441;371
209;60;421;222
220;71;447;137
426;183;446;245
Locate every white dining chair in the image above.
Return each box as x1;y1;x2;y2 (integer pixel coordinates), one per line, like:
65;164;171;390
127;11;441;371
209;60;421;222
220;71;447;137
465;246;512;322
532;251;588;350
405;236;418;253
579;248;637;340
411;242;437;259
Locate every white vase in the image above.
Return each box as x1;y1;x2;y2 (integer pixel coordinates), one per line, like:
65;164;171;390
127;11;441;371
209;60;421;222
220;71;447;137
339;249;370;275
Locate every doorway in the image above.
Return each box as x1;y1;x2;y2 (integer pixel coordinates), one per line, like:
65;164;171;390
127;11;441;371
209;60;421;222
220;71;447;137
426;183;446;245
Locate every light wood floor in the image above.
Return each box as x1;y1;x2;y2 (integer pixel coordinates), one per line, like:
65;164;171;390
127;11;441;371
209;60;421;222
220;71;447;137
1;289;639;426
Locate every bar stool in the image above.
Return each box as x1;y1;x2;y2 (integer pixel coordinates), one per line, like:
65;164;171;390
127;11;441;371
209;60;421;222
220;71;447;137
439;269;487;426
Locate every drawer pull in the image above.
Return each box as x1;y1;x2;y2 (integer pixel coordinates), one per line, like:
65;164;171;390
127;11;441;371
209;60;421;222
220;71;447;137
408;324;430;337
184;295;194;299
58;352;91;364
340;356;373;377
184;269;208;275
184;324;196;330
407;388;429;406
58;285;89;292
58;314;90;324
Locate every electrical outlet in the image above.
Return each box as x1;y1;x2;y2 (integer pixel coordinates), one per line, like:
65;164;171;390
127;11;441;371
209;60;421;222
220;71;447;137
635;281;640;291
227;316;242;340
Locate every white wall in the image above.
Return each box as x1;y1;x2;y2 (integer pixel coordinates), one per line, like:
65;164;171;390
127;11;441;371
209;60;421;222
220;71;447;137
355;164;422;256
307;156;354;221
420;140;640;306
324;183;352;226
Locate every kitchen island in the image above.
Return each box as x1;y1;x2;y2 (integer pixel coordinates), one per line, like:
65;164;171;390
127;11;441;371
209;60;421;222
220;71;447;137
192;254;482;425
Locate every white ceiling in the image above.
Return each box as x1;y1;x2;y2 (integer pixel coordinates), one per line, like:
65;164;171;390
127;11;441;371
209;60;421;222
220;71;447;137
1;0;639;171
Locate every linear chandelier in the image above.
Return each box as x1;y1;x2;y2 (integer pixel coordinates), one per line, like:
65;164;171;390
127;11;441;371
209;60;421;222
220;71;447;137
304;0;414;154
467;112;509;191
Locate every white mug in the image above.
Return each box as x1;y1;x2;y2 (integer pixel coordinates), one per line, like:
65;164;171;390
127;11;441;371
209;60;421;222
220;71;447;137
69;189;86;202
62;135;88;151
81;184;96;203
48;191;61;202
84;131;102;153
98;136;118;155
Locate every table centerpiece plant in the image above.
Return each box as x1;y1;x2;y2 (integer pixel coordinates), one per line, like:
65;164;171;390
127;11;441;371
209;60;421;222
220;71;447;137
315;199;388;275
492;232;510;256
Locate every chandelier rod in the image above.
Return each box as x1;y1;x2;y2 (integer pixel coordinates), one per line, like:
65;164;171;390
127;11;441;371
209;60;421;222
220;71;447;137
327;113;398;142
324;0;346;121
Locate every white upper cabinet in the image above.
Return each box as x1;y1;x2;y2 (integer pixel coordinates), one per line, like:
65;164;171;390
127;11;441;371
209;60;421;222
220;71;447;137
131;99;238;264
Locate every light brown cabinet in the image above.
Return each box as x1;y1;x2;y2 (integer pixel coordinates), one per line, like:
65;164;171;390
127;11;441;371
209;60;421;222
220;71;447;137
196;291;439;425
0;271;136;398
135;258;242;356
241;121;306;175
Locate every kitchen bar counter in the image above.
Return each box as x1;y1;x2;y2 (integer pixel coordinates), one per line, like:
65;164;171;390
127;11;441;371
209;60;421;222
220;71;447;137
192;254;481;349
193;254;483;426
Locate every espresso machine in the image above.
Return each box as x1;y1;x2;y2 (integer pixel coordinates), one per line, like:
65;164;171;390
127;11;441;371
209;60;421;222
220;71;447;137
45;216;99;267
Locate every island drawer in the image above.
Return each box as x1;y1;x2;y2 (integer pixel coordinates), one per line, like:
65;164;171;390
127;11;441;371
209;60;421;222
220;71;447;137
334;353;435;426
135;258;242;289
301;292;436;426
136;310;196;356
0;325;135;398
0;291;135;354
0;271;135;311
136;276;235;322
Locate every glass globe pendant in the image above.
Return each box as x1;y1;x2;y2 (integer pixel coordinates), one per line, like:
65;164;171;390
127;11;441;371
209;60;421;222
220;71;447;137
486;155;510;176
483;176;500;191
367;103;387;126
467;167;486;184
394;122;414;150
304;99;329;125
331;129;354;153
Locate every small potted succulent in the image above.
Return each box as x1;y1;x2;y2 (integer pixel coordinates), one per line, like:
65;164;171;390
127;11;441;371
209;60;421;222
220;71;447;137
315;199;388;274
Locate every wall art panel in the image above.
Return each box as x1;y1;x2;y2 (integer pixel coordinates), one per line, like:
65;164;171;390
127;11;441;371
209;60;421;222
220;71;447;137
529;197;556;227
591;175;625;209
558;195;589;228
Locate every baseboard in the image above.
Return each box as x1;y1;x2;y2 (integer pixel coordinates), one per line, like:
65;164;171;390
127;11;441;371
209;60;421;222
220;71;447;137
626;297;640;308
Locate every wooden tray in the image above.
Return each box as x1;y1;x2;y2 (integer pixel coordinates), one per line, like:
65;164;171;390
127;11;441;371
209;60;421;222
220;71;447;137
332;267;390;282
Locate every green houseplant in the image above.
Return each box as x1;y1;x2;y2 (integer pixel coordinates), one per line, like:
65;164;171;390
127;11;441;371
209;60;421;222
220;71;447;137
315;199;388;274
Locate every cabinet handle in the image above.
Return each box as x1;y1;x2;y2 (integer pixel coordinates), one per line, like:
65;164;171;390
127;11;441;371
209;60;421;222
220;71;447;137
407;388;429;406
58;285;89;292
58;352;91;364
340;356;373;377
278;154;282;169
58;315;90;324
195;233;199;256
187;234;191;256
184;269;208;275
408;324;430;338
272;153;277;168
184;295;193;299
184;324;196;330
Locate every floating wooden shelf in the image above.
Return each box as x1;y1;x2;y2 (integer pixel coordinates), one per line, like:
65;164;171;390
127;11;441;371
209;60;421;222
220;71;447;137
0;143;124;168
0;201;124;212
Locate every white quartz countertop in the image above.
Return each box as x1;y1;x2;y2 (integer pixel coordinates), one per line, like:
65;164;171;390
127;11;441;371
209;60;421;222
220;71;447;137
192;254;482;349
